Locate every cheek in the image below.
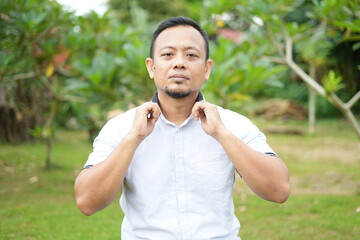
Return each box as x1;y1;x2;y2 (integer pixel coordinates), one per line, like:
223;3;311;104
194;67;207;78
153;61;164;71
153;68;164;79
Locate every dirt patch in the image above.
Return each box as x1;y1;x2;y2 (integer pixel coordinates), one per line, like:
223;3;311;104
283;137;358;162
290;173;360;195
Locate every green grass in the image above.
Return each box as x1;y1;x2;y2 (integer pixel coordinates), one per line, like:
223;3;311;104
0;119;359;239
233;191;360;239
0;131;124;239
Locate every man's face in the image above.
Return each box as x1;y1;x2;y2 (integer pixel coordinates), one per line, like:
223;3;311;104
146;25;212;99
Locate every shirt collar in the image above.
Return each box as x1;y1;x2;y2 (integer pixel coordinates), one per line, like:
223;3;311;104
151;92;204;103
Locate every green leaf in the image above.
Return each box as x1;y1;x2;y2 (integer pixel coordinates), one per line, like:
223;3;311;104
0;51;15;74
353;42;360;51
323;70;344;94
334;20;360;32
228;92;252;102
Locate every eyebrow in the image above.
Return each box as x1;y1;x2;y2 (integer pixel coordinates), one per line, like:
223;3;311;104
160;46;201;54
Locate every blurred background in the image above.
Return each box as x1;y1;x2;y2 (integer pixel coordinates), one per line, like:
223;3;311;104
0;0;359;239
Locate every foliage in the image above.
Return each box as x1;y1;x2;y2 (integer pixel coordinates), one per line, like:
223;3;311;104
262;80;349;118
323;70;345;94
0;0;78;166
65;11;156;130
107;0;190;23
0;0;155;164
203;0;359;93
2;0;360;164
0;0;297;147
0;0;74;118
204;37;286;109
203;0;360;138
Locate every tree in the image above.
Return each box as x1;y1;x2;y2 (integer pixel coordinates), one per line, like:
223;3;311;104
0;0;159;168
203;0;360;139
0;0;77;167
107;0;189;23
65;8;156;140
203;37;286;110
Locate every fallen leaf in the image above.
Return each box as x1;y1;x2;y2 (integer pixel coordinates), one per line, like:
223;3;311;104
4;167;14;174
28;176;39;184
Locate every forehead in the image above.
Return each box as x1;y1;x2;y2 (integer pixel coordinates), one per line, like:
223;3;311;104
154;25;206;53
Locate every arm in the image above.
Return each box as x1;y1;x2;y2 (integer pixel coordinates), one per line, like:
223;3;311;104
192;101;290;203
75;103;161;216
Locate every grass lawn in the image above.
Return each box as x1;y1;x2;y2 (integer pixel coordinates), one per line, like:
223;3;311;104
0;118;359;239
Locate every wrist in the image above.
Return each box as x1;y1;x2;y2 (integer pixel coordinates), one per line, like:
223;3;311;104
126;131;146;145
211;125;232;142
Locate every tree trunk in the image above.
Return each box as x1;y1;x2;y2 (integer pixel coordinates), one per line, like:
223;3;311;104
45;137;52;169
308;88;316;134
42;100;59;168
308;65;317;134
0;106;32;143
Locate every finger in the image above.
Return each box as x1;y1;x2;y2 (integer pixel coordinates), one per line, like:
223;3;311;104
150;103;161;118
192;101;206;120
146;103;161;123
191;102;201;120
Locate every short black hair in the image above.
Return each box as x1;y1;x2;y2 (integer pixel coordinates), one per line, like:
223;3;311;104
150;16;209;60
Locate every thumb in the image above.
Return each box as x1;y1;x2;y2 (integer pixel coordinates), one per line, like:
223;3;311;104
192;101;208;121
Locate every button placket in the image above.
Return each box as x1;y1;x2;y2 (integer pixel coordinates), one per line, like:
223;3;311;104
174;127;191;239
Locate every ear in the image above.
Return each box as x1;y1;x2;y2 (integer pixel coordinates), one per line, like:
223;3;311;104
145;58;155;79
204;59;213;80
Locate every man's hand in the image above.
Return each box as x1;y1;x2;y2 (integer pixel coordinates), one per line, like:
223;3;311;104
130;102;161;141
192;100;227;138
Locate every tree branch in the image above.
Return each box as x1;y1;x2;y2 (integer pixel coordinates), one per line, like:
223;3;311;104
330;92;360;139
8;72;37;81
346;90;360;109
293;29;315;42
261;56;286;64
292;22;326;42
55;66;75;77
283;36;326;96
263;22;285;58
285;35;293;62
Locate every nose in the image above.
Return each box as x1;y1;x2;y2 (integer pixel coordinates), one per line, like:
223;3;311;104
172;55;187;69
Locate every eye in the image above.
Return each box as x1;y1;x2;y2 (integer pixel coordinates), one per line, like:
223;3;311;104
161;52;173;57
187;53;199;58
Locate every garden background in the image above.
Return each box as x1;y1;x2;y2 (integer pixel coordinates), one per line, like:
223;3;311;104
1;0;359;239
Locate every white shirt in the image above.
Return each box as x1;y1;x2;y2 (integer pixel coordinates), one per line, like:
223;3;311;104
85;96;276;240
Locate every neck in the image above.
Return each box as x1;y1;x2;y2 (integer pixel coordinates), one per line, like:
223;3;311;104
157;91;199;126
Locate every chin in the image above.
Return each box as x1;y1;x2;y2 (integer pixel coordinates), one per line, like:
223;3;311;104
164;88;192;99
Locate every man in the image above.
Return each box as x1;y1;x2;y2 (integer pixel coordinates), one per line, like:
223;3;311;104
75;16;290;239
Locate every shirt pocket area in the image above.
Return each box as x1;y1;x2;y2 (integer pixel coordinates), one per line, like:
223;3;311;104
186;153;235;192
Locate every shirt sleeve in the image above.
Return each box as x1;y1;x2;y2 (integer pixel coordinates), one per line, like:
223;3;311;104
84;110;135;167
242;125;277;156
83;118;121;167
220;108;277;156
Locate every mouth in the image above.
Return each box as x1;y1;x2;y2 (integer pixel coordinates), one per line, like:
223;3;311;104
169;74;189;81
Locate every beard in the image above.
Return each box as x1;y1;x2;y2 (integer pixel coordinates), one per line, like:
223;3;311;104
164;87;192;99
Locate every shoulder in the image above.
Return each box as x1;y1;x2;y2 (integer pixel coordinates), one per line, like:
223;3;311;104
108;106;137;126
216;106;253;126
213;104;276;155
216;105;264;140
103;108;135;130
97;104;142;140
